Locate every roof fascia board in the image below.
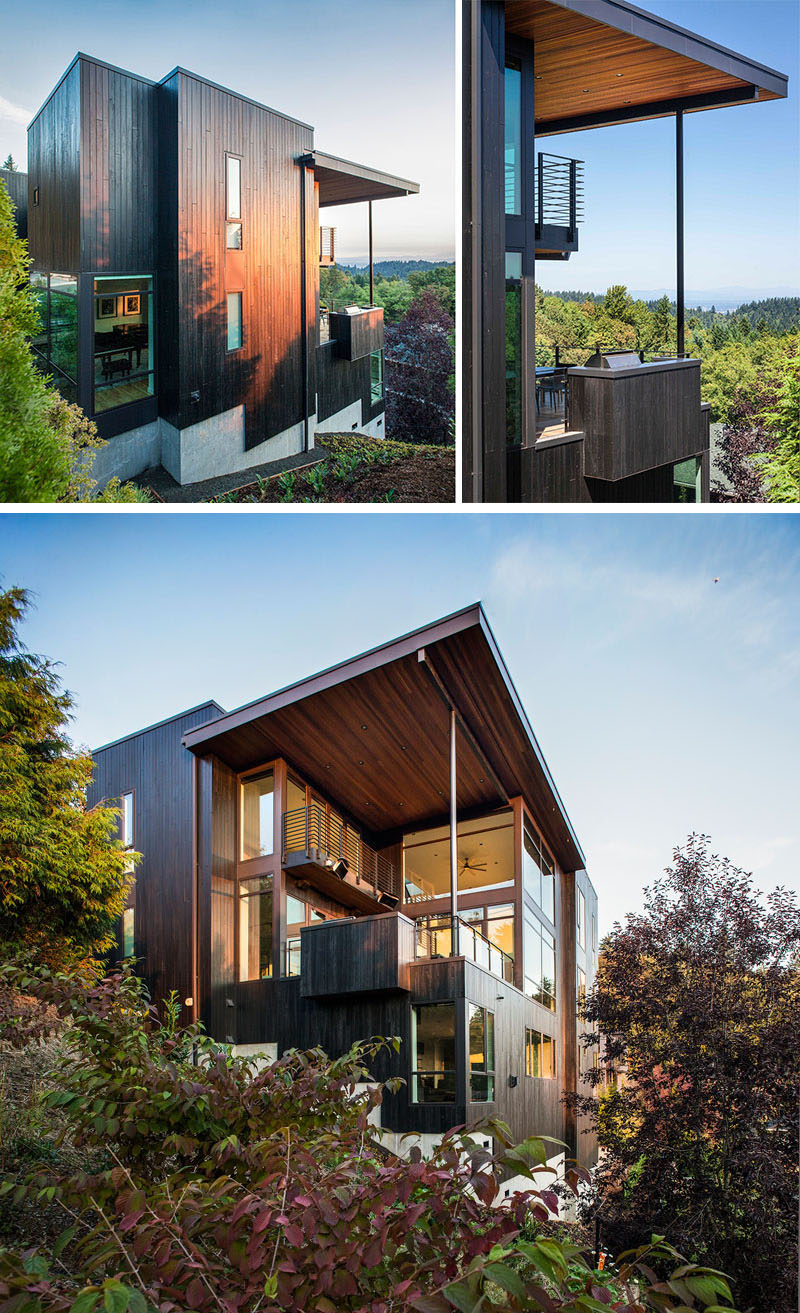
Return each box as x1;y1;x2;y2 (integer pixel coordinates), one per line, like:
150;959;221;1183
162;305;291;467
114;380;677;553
28;53;157;131
537;84;760;134
94;701;226;756
309;149;420;195
160;66;314;132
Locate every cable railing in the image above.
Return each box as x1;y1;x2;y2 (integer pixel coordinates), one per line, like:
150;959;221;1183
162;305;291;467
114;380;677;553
414;914;514;984
534;153;584;234
283;803;399;901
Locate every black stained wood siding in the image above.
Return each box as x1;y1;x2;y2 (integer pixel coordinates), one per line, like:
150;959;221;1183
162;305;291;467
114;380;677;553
157;74;180;426
585;463;676;502
518;435;592;502
301;913;416;998
88;703;223;1013
316;341;385;428
79;59;157;273
171;72;314;447
1;169;27;238
27;60;81;273
330;309;384;361
569;363;707;481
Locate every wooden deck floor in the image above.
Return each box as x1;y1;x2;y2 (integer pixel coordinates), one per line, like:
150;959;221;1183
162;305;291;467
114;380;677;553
536;400;567;439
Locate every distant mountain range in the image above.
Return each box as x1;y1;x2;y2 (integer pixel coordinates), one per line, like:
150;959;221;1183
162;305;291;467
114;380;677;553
629;286;800;311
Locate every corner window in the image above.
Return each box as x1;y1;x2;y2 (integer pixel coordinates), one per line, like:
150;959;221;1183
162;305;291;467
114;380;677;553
403;809;514;903
122;907;134;959
93;276;154;414
30;272;78;404
525;1028;556;1079
240;770;274;859
505;64;522;215
239;875;273;980
370;349;383;403
523;819;555;922
469;1004;495;1102
674;455;701;502
524;910;556;1010
576;887;586;949
412;1002;455;1103
227;292;243;351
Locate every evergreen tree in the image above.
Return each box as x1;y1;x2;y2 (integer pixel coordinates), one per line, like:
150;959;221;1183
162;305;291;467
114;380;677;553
0;586;137;968
2;154;18;171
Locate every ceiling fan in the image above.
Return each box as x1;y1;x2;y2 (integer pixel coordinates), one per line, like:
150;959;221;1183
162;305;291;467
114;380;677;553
459;854;488;875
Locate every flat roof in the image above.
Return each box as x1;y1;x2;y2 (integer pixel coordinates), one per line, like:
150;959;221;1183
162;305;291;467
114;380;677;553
507;0;788;135
307;150;420;206
183;604;586;872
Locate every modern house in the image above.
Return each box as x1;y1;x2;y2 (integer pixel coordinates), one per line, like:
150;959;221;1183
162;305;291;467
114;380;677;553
1;166;27;238
88;605;599;1172
463;0;789;503
17;54;418;486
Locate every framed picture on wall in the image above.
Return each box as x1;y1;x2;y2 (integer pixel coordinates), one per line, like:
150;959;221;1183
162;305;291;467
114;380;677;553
96;296;117;319
123;294;141;316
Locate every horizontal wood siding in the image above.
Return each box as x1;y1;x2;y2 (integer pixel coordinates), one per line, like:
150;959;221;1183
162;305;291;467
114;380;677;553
88;704;223;1012
174;73;314;447
79;59;157;273
28;61;81;273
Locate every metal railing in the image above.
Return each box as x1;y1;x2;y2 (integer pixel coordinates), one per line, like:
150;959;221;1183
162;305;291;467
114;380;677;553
414;914;514;984
319;226;335;265
283;803;399;900
534;153;584;234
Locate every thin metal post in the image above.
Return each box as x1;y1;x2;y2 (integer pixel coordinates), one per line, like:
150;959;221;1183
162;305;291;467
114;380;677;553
537;151;543;228
368;201;374;304
676;109;685;358
449;708;459;957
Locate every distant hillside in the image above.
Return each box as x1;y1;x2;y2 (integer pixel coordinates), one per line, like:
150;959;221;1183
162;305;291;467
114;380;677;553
339;260;455;281
539;289;799;332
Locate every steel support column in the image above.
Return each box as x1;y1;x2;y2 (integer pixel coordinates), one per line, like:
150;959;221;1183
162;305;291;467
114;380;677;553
368;201;374;304
676;109;685;358
449;707;459;956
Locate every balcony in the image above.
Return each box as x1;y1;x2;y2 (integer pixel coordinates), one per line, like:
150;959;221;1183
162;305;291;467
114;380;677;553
300;911;415;997
415;914;514;985
534;153;584;260
283;801;400;912
327;305;384;361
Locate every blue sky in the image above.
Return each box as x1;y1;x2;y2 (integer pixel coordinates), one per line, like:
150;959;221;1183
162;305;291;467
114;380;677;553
1;511;798;937
0;0;454;262
537;0;800;298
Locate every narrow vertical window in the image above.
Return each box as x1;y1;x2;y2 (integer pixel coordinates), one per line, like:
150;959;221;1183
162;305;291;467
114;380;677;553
226;155;242;248
505;252;522;447
240;770;274;859
412;1002;456;1103
370;349;383;403
576;887;586;948
121;791;134;848
469;1004;495;1102
227;292;243;352
122;907;135;959
505;64;522;215
239;876;273;981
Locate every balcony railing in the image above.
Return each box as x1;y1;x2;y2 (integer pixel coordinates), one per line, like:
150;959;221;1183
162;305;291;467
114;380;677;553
534;153;584;235
283;802;399;900
415;914;514;984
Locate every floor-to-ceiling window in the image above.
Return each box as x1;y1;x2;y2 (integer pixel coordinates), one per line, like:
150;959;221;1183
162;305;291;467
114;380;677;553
403;809;515;903
505;252;523;447
411;1001;456;1103
30;272;79;404
93;276;154;413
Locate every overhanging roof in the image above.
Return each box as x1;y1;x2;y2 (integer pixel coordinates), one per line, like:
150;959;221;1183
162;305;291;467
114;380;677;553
182;604;586;873
305;150;420;206
507;0;788;135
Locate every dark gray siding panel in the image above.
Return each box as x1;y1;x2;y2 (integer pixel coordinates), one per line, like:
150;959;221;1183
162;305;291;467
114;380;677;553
157;74;180;427
1;169;28;238
316;341;385;428
28;60;81;273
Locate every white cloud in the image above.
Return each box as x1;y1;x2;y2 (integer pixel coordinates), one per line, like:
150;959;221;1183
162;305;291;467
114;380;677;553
0;95;31;128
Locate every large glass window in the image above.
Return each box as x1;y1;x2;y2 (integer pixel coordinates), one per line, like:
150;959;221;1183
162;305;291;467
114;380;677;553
93;276;154;414
239;875;273;980
505;64;522;215
674;456;701;502
30;272;78;403
240;770;274;859
469;1004;495;1102
370;350;384;403
524;910;556;1010
525;1028;556;1079
412;1002;456;1103
403;810;514;903
227;292;243;351
505;253;522;447
284;892;328;977
523;820;555;922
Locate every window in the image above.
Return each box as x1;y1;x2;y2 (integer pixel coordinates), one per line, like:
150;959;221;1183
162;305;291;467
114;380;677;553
412;1002;456;1103
33;187;39;206
505;64;522;215
577;966;586;1009
93;276;154;414
284;892;327;977
226;155;242;248
524;910;556;1009
403;810;514;903
370;350;384;403
227;292;243;351
469;1004;495;1102
30;273;78;404
239;875;273;980
120;792;134;848
240;770;274;859
674;455;701;502
522;820;555;922
525;1028;556;1079
576;887;586;949
592;912;597;951
122;907;134;959
505;252;522;448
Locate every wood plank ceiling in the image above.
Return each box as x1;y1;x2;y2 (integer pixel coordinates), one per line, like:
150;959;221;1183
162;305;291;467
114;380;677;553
507;0;778;129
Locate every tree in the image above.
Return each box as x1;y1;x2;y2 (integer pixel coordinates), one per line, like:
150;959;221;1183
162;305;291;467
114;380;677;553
0;586;136;969
0;177;144;502
2;154;18;171
603;284;634;324
757;350;799;502
385;292;455;446
574;836;800;1313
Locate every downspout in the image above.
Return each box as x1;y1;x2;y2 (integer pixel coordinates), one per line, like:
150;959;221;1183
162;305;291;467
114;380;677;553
449;708;459;956
368;201;374;305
